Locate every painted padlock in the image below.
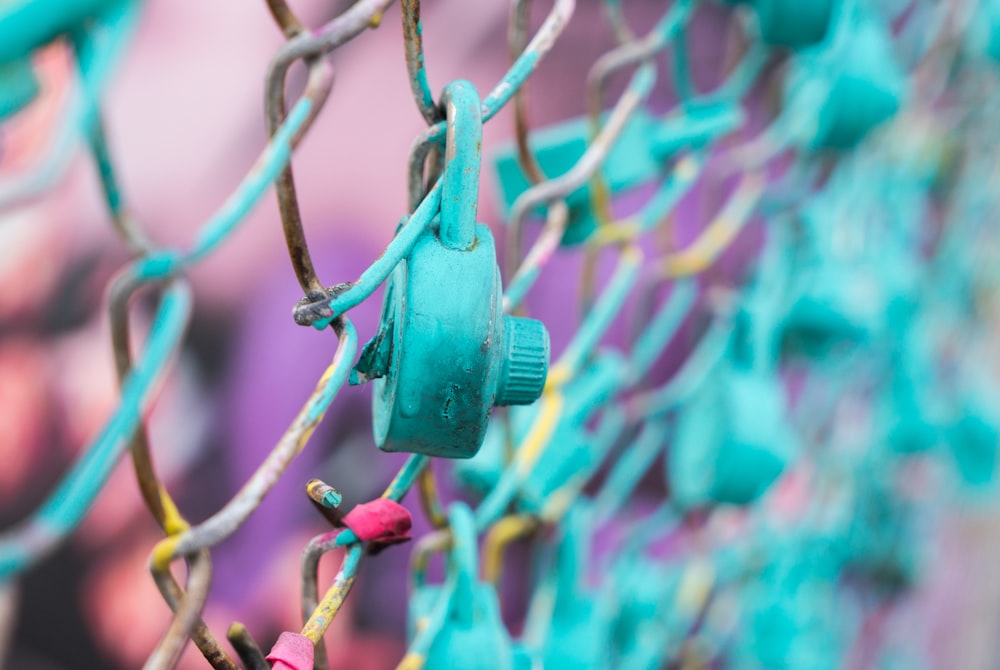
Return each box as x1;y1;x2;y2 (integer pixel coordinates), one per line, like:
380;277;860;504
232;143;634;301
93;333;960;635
752;0;837;49
353;80;550;459
782;190;918;355
407;503;520;670
713;0;835;48
785;8;905;151
492;103;741;245
531;503;614;670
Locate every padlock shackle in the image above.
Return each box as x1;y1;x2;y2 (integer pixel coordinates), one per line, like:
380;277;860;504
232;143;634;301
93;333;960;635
439;80;483;251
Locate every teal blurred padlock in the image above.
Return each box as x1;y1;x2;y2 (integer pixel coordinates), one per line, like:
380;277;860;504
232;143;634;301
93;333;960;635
882;322;948;454
529;503;615;669
354;81;550;459
607;558;684;668
518;352;626;511
946;389;1000;489
492;102;742;245
669;365;792;508
669;264;793;508
739;554;845;670
781;189;918;356
714;0;835;48
841;468;917;592
752;0;837;49
407;503;520;670
785;8;905;151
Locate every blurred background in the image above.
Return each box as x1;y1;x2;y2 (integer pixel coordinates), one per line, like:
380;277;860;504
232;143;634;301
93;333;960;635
3;0;1000;668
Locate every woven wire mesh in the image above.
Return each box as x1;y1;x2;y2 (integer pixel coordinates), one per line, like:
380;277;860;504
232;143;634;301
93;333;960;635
3;0;1000;668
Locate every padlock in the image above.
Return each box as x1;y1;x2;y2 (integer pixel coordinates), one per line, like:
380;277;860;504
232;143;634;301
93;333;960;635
492;110;656;245
407;503;518;670
530;503;615;669
751;0;837;49
737;540;847;670
946;391;1000;489
882;322;948;454
669;366;793;508
781;190;918;356
354;80;550;459
0;0;124;64
492;103;742;245
0;59;39;121
840;467;917;592
669;295;793;509
785;9;905;151
608;558;684;668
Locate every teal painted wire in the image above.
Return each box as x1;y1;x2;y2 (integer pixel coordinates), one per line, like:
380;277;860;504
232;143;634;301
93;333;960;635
0;280;193;581
557;249;642;376
636;154;705;232
129;96;314;282
594;419;670;522
167;319;357;557
628;279;698;379
309;182;442;330
640;317;735;418
0;0;139;210
188;97;314;262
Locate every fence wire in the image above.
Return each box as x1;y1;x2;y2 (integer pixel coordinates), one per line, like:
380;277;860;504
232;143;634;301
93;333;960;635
3;0;1000;668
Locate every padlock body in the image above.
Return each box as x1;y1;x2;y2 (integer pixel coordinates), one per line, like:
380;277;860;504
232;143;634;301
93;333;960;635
409;584;516;670
669;370;791;507
754;0;835;49
372;222;503;458
492;111;658;245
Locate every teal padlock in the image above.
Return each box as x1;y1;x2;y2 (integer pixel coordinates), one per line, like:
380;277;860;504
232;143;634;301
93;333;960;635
669;270;793;509
781;188;918;356
669;365;793;508
0;0;125;63
0;58;39;120
946;392;1000;489
841;468;917;592
738;544;846;670
785;9;905;151
882;321;948;454
492;110;656;245
752;0;837;49
407;504;519;670
607;558;683;668
529;503;615;669
782;263;889;353
354;81;550;459
519;352;626;511
492;103;742;245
